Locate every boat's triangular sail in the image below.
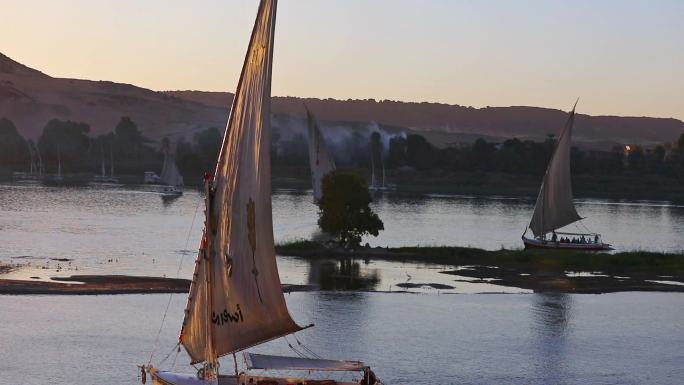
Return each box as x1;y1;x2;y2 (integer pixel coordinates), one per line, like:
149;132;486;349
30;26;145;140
160;139;184;188
306;106;336;202
180;0;302;365
529;104;582;237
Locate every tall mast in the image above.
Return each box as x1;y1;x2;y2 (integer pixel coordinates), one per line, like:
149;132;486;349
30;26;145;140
109;147;115;177
370;146;376;188
380;145;385;188
36;144;43;176
101;142;106;177
57;148;62;177
28;143;34;175
203;173;217;375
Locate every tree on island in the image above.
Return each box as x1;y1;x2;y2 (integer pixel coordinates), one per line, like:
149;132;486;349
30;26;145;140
317;171;384;249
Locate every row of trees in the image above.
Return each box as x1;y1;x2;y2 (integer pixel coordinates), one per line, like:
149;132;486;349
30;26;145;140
3;115;684;182
387;134;684;178
271;126;684;180
0;117;225;180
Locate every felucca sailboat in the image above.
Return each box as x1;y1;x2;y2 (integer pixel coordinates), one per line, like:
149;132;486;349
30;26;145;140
368;132;391;192
146;1;380;384
94;143;119;183
306;107;336;203
521;103;612;250
159;139;184;196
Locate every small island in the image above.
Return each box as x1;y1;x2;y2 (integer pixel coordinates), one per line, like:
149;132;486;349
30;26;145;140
276;240;684;294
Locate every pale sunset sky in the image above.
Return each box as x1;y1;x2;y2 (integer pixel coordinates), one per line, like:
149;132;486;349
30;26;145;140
1;0;683;120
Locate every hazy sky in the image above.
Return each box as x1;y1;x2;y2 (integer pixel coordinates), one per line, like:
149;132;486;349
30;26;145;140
2;0;683;120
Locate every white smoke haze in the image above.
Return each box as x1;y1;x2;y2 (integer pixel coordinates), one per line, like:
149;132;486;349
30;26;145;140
271;114;406;167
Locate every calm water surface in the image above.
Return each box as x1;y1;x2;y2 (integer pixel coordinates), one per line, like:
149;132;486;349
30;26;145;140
1;184;683;384
0;293;682;385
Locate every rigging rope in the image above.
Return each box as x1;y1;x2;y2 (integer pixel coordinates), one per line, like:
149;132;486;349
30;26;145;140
284;336;308;358
294;335;323;359
157;342;181;367
148;196;202;365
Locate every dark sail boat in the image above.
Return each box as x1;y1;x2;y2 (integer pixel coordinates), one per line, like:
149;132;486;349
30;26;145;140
522;103;612;250
146;1;381;384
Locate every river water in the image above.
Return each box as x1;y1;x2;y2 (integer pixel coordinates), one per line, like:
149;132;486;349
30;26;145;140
0;183;683;384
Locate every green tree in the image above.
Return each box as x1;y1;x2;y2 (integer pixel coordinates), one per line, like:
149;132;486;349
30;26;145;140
37;119;90;172
113;116;156;159
406;134;436;170
317;171;384;248
194;127;222;162
0;118;28;169
388;136;407;168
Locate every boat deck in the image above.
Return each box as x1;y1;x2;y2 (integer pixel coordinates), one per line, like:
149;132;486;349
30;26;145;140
522;236;613;251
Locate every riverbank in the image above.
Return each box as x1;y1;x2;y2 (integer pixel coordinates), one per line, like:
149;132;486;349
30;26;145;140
4;168;683;203
276;241;684;294
271;167;684;203
2;244;683;295
0;275;190;295
0;273;316;295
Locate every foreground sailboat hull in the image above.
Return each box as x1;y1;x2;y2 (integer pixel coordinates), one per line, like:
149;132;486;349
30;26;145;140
151;369;358;385
522;236;613;251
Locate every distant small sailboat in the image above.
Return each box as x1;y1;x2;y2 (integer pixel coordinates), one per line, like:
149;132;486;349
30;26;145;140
13;141;41;182
45;147;64;184
159;139;184;196
368;132;392;192
306;106;336;202
56;150;63;182
93;143;119;183
522;103;612;250
146;1;380;384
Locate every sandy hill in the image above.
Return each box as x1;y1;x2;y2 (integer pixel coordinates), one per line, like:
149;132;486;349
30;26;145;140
168;90;684;147
0;53;228;140
1;52;682;147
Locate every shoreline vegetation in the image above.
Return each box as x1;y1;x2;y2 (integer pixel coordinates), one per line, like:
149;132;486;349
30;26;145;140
2;243;683;295
2;113;684;203
0;274;316;295
275;240;684;294
2;170;684;204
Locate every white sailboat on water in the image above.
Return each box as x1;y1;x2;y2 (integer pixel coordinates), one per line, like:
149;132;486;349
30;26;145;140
146;1;381;384
46;147;64;184
159;138;184;196
306;106;336;203
93;143;119;183
521;102;612;250
368;132;393;192
13;141;42;182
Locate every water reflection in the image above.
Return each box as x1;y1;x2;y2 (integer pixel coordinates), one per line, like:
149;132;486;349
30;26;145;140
161;194;181;206
307;259;380;291
532;293;574;384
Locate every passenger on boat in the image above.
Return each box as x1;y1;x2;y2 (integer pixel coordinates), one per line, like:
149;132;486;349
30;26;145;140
552;232;558;242
595;234;599;244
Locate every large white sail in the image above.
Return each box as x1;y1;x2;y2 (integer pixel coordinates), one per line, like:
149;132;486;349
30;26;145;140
159;141;184;188
529;105;582;237
180;0;302;364
306;107;336;202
